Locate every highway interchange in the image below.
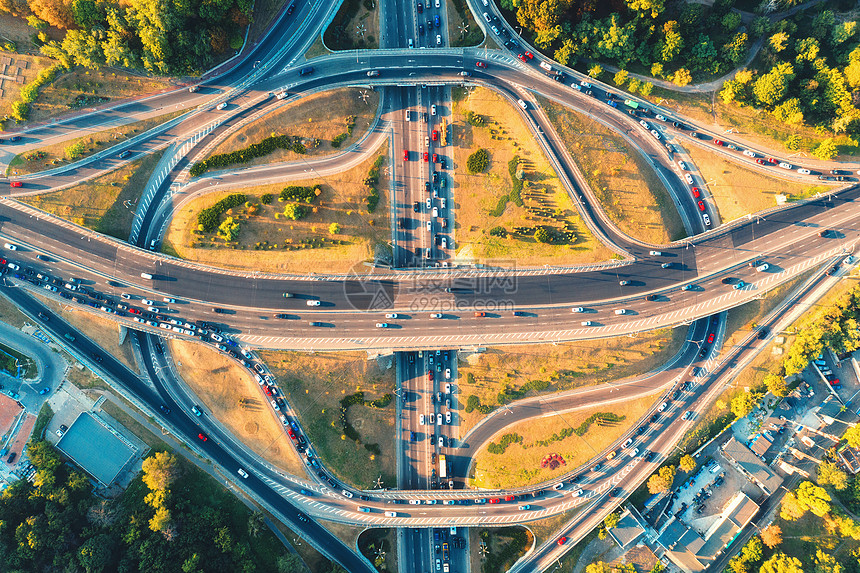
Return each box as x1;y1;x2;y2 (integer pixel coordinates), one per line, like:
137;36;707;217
1;0;859;571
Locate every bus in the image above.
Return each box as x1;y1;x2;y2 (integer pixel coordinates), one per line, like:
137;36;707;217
439;454;447;479
440;118;448;147
624;99;639;109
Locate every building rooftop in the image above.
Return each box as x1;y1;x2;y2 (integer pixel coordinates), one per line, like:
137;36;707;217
721;437;783;495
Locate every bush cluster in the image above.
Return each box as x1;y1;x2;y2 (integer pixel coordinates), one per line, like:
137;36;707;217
280;185;318;203
11;63;65;121
487;433;523;455
364;155;385;212
190;134;300;177
260;193;273;204
467;148;489;173
465;110;486;127
197;193;246;233
489;226;507;237
339;391;391;451
282;204;308;221
464;394;493;414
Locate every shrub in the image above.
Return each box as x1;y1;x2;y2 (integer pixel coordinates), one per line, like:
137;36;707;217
489;226;506;237
509;180;523;207
534;228;552;243
465;110;486;127
280;185;318;203
197;193;246;232
11;100;29;122
65;140;86;160
467;148;489;173
190;133;296;177
329;222;341;234
331;133;349;148
260;193;273;204
283;204;308;220
489;194;509;217
487;433;523;455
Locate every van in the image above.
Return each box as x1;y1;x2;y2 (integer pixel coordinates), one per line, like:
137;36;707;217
276;91;288;100
517;99;527;109
539;61;552;72
140;272;153;279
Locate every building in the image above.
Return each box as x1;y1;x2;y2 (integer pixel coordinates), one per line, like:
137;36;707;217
721;437;784;495
55;412;139;486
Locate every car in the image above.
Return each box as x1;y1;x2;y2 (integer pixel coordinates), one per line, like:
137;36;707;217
756;263;769;272
518;504;531;510
341;490;354;498
757;327;769;339
403;149;409;161
430;313;442;319
798;168;811;175
661;262;673;269
417;1;423;11
581;320;594;326
162;297;175;303
707;333;715;344
192;405;202;416
678;161;688;170
646;294;658;301
434;14;440;27
691;187;701;198
657;401;668;412
9;181;22;188
702;214;711;226
3;243;16;251
366;70;379;77
685;173;694;184
237;468;249;478
713;139;724;146
431;104;437;115
432;153;438;162
419;414;425;425
435;34;441;45
819;229;830;237
649;250;662;256
553;482;564;490
572;489;584;497
697;201;706;212
517;53;527;62
743;150;756;158
557;537;567;546
306;299;321;306
489;498;500;503
504;494;515;501
571;307;584;313
619;280;630;286
779;162;793;169
476;61;486;68
445;369;451;380
524;51;534;59
423;152;429;162
431;130;439;141
756;158;767;165
733;280;747;290
197;432;208;442
474;311;486;317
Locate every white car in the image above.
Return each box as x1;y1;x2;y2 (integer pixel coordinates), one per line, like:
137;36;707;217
445;412;451;424
435;0;440;6
438;436;444;447
426;220;432;231
431;104;437;115
341;490;354;498
658;401;668;412
147;306;159;312
430;313;442;318
702;213;711;226
678;161;688;170
649;251;662;256
684;173;694;184
619;280;630;286
426;198;432;209
419;414;425;425
237;468;249;479
571;307;584;313
425;136;430;147
142;299;155;306
409;499;421;505
614;309;628;315
306;299;321;306
650;130;661;140
121;293;132;299
436;34;441;46
779;162;793;169
756;263;769;272
797;168;811;175
445;382;451;393
385;511;397;517
445;369;451;380
3;243;15;250
553;482;564;490
743;150;756;158
433;207;438;217
429;414;435;424
655;114;667;121
441;237;448;249
639;120;649;129
375;323;389;328
436;414;442;426
572;489;584;497
581;320;594;326
385;313;398;319
163;297;175;303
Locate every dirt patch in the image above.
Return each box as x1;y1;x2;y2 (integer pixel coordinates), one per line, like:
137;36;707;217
452;87;613;267
33;292;138;373
208;88;380;168
471;392;660;489
458;327;685;435
8;111;182;176
685;145;827;223
168;339;307;477
539;95;686;244
259;350;397;489
165;147;391;274
22;150;163;240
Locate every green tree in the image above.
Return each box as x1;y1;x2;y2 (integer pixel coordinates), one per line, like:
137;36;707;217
586;562;612;573
812;139;838;160
722;12;741;32
830;21;856;47
845;425;860;449
467;148;489;174
796;480;831;517
142;451;180;492
753;62;794;107
751;17;771;39
741;537;763;564
772;98;804;125
218;216;240;241
534;228;552;243
328;222;341;235
639;81;654;96
673;68;692;86
785;134;802;152
625;0;664;18
795;37;820;63
614;69;629;86
656;21;684;63
723;32;748;65
764;374;789;397
679;454;696;473
588;64;604;79
760;553;803;573
817;461;848;490
65;139;87;160
517;0;570;36
77;533;113;573
604;512;620;529
731;391;761;418
283;203;308;220
813;550;842;573
769;32;790;53
650;63;664;78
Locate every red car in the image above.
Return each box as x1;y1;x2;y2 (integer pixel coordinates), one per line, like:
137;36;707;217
767;157;778;164
691;187;701;198
431;130;438;141
129;308;141;314
517;53;527;62
403;150;409;161
707;333;715;344
504;495;515;501
524;51;534;59
476;61;486;68
474;311;486;317
830;378;840;386
489;498;500;504
9;181;22;188
198;433;208;442
713;139;724;146
432;153;438;163
697;201;706;212
755;158;766;165
423;152;429;162
288;428;297;439
428;371;434;382
557;537;567;546
264;385;272;396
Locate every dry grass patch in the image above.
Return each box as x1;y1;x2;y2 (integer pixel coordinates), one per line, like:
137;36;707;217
0;291;32;329
22;150;163;240
259;350;397;489
26;67;174;125
169;339;308;477
539;96;685;244
0;51;55;121
8;111;182;176
646;87;860;159
458;327;684;435
208;88;380;167
471;392;659;489
100;400;166;449
165;148;390;274
685;145;827;223
451;87;612;267
33;293;138;373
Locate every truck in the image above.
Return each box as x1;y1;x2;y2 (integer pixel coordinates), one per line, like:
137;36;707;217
440;118;448;147
439;454;447;479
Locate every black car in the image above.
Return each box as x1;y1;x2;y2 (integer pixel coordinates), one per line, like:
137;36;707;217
359;495;370;501
646;294;658;301
159;404;171;415
297;512;308;522
757;327;769;339
213;307;225;313
286;1;296;14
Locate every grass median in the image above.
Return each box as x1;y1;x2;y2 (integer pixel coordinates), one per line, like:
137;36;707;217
168;339;308;477
685;145;827;222
458;327;684;436
164;146;391;274
22;150;163;240
538;95;685;244
451;87;613;267
258;350;397;490
470;392;661;489
206;88;380;170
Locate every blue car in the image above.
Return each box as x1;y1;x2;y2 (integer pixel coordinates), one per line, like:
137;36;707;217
39;387;50;395
434;15;440;27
